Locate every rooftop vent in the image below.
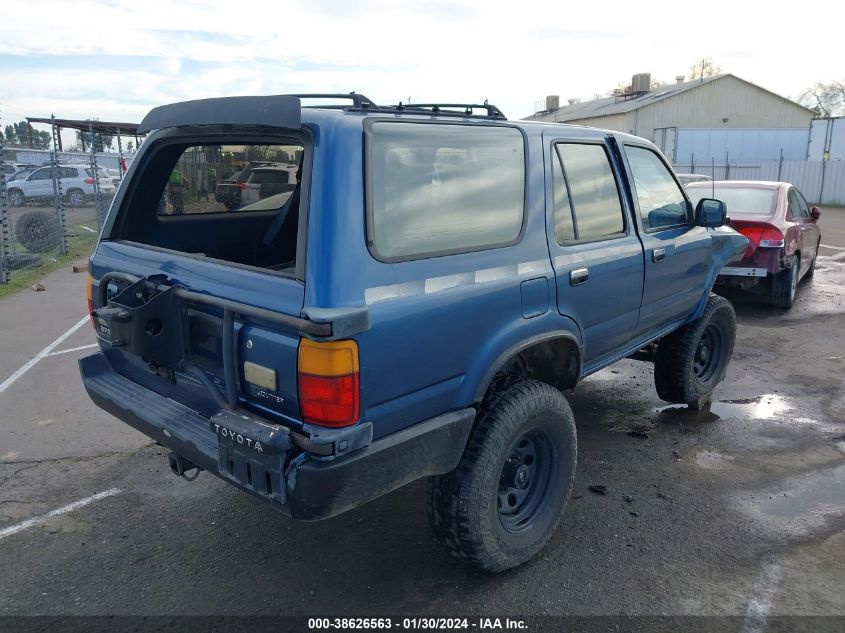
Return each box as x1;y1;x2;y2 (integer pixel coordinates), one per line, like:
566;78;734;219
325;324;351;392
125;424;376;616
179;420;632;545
545;95;560;111
676;75;685;84
631;73;651;94
567;98;578;105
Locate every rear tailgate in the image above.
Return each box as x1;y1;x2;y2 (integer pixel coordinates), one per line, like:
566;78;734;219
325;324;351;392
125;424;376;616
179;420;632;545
92;240;308;428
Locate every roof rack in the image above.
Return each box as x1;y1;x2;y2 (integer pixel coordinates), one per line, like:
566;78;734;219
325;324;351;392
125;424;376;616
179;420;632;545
290;94;507;119
294;92;378;109
378;102;507;120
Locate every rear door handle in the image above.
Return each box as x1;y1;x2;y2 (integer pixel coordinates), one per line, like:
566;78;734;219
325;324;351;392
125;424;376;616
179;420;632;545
652;248;666;262
570;268;589;286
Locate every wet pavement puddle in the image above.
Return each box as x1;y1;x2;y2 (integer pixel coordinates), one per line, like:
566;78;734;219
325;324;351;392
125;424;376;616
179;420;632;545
654;394;791;421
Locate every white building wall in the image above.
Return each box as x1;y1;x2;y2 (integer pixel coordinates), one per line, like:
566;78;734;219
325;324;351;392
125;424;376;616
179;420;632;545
674;128;809;163
630;76;813;140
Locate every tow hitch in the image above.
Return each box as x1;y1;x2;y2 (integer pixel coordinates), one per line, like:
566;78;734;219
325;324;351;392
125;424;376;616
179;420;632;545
168;452;202;481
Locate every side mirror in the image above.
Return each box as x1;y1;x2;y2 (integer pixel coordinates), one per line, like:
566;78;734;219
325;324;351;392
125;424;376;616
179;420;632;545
695;198;727;228
811;206;822;222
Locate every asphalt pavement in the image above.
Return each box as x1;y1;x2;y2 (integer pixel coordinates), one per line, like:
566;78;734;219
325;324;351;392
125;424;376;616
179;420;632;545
0;209;843;621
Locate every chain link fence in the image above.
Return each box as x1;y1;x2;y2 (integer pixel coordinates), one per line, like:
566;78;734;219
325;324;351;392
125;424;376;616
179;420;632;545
1;112;137;285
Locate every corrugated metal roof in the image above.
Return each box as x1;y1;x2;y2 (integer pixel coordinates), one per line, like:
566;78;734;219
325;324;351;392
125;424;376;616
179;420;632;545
526;75;726;121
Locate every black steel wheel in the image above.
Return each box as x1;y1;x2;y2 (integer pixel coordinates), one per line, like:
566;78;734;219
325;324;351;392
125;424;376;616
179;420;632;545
691;323;725;384
498;429;558;533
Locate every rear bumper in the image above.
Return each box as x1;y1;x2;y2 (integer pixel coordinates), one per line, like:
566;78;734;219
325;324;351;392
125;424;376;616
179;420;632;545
79;352;474;520
719;266;768;278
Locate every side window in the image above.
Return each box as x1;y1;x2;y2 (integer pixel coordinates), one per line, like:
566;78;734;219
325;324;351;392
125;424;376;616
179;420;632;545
794;189;811;218
369;122;525;260
554;143;625;241
626;146;690;230
59;167;77;179
29;167;52;181
787;189;802;220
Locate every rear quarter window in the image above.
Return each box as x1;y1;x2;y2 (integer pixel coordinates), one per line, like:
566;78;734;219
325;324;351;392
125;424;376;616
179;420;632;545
368;122;525;261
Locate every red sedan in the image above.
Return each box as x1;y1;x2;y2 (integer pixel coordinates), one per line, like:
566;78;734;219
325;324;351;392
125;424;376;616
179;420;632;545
686;181;822;308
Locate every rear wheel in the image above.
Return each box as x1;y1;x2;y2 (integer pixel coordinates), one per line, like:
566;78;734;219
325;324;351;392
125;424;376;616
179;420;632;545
427;378;576;573
771;254;799;308
654;294;736;408
66;188;85;207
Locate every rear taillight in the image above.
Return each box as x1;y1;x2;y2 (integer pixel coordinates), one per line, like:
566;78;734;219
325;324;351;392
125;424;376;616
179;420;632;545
738;224;784;257
297;339;360;427
84;178;94;184
238;181;248;190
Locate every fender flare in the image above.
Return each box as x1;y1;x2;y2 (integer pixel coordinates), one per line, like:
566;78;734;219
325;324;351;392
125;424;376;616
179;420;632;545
471;328;583;403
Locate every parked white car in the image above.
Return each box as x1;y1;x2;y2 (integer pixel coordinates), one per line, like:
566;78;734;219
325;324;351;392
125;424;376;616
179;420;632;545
6;164;116;207
239;164;297;206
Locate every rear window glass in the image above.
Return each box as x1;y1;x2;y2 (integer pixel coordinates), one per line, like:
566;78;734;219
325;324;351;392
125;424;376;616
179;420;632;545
369;122;525;260
154;145;302;215
250;169;293;184
687;187;776;215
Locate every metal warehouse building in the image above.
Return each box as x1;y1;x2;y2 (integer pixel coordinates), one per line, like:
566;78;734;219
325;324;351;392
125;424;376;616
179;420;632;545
525;73;815;164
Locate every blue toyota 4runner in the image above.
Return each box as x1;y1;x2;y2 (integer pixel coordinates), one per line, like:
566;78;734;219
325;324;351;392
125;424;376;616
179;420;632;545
80;94;747;572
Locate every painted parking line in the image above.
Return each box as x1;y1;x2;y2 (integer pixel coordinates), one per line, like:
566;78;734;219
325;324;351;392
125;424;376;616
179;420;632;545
47;343;98;357
820;244;845;251
0;315;89;395
0;488;121;542
80;226;97;234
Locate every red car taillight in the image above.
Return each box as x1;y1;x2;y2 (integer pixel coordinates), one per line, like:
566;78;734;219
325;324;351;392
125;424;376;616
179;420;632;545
84;178;94;184
738;224;784;258
297;339;360;427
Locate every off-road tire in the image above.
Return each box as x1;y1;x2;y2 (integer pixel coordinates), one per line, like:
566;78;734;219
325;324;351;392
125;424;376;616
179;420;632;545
15;210;62;253
427;378;577;573
654;294;736;408
771;254;799;308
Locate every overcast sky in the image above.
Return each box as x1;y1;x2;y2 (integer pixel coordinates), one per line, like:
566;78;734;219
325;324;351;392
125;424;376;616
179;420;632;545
0;0;841;139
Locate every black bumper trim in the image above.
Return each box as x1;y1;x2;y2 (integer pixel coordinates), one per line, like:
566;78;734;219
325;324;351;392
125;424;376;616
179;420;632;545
79;352;475;520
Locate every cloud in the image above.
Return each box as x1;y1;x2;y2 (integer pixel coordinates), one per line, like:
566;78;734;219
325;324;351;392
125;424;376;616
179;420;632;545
0;0;842;126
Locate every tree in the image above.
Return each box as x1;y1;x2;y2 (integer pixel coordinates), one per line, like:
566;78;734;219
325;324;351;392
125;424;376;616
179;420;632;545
689;58;721;81
799;80;845;117
76;128;114;152
3;121;51;149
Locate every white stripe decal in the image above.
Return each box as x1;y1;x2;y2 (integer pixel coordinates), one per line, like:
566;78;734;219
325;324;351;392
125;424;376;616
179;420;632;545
365;260;552;305
0;488;121;542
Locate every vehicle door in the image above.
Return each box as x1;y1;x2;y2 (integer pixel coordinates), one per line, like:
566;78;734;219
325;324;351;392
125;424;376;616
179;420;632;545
24;166;55;198
621;143;712;334
543;133;645;368
790;187;820;274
